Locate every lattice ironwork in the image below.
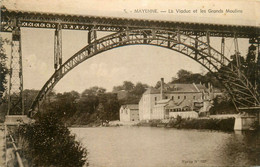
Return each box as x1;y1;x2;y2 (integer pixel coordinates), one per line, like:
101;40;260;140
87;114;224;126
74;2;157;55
54;24;62;70
1;7;260;38
8;28;24;115
30;29;260;114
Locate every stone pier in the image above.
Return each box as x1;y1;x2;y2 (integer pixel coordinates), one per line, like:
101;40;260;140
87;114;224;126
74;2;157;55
234;114;258;130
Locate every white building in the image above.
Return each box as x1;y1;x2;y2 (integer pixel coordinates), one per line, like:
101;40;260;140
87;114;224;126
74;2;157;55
119;104;139;122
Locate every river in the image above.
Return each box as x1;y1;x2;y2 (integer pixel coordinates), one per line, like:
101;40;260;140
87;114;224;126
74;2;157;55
71;127;260;167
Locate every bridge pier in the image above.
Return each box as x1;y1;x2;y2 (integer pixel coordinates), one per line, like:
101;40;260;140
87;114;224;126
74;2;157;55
234;114;258;130
234;108;260;130
54;24;62;70
8;25;24;115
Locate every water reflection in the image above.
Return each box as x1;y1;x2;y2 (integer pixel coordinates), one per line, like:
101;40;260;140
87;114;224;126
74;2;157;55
220;130;260;166
71;127;260;167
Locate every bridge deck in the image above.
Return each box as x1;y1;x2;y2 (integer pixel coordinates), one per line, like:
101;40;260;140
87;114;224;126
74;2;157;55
1;7;260;38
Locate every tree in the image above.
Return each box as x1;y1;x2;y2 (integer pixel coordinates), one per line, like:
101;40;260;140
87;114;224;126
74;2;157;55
154;81;161;89
132;82;148;96
245;45;257;86
122;81;134;91
113;85;124;92
23;89;40;115
81;86;106;96
17;112;87;166
177;69;192;79
97;93;120;122
0;37;9;103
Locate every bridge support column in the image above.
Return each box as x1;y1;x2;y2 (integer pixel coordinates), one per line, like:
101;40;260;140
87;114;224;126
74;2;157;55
194;35;198;59
221;37;225;64
88;27;97;54
249;37;260;95
234;114;257;130
235;108;260;130
7;27;24;115
54;24;62;70
234;35;241;77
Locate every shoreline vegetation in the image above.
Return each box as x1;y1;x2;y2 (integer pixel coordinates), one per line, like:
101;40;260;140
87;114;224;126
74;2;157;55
12;113;88;167
70;116;236;132
135;117;235;131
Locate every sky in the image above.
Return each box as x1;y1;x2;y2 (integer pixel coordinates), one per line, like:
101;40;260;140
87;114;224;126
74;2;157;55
1;0;259;93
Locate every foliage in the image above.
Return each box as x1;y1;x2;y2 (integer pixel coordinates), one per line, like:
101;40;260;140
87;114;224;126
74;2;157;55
81;86;106;96
113;81;148;104
38;87;120;126
0;36;9;103
137;117;235;131
113;81;134;91
173;117;235;131
17;112;87;167
209;95;237;115
23;89;39;115
169;69;223;89
97;93;120;123
244;45;258;89
177;69;192;79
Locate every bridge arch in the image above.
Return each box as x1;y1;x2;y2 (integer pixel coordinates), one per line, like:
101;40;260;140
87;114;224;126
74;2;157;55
30;29;260;113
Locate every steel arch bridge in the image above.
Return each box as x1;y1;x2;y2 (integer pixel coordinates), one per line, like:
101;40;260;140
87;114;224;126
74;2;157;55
1;7;260;116
30;29;260;112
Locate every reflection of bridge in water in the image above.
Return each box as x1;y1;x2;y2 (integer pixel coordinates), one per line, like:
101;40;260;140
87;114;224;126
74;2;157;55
1;6;260;129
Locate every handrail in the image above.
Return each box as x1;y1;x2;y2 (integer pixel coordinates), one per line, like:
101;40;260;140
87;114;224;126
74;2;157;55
9;134;24;167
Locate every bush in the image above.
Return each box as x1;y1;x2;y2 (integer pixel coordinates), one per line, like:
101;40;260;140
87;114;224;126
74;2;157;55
165;117;235;131
17;112;87;167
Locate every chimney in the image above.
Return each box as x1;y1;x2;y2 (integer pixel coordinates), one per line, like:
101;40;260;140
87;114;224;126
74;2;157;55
160;78;164;100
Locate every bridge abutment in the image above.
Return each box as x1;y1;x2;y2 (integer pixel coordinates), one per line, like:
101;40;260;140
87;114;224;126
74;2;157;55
234;115;257;130
234;109;260;130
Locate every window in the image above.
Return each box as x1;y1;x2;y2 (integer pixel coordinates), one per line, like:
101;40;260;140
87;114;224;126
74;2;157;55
184;96;186;99
155;97;157;101
165;96;168;99
171;96;174;100
178;96;180;99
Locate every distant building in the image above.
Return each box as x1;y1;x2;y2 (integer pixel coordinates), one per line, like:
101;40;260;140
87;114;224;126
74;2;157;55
120;104;139;122
139;78;218;120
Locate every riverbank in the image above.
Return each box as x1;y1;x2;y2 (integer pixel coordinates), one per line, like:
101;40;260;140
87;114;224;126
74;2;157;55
70;116;236;131
136;117;236;131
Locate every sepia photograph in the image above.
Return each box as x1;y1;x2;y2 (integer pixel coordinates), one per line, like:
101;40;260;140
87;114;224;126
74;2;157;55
0;0;260;166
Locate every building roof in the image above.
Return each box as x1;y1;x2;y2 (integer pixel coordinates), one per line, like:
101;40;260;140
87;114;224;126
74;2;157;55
143;87;160;95
154;99;177;108
166;83;205;92
122;104;139;110
156;99;171;104
152;83;208;94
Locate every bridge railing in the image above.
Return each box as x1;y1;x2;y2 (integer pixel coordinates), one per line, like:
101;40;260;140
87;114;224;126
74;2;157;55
5;125;25;167
9;134;24;167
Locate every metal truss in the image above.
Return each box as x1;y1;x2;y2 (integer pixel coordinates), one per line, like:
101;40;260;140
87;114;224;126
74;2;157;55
8;28;24;115
1;7;260;38
30;29;260;114
54;24;62;70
